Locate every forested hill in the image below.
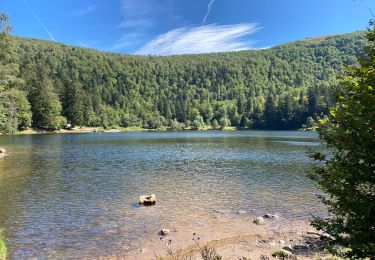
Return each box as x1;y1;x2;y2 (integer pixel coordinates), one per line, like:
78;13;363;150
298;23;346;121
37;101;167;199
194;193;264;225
0;31;368;132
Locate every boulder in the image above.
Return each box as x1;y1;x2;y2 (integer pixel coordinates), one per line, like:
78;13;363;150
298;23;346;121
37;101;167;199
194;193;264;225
159;229;171;236
264;213;280;219
139;194;156;205
253;216;266;225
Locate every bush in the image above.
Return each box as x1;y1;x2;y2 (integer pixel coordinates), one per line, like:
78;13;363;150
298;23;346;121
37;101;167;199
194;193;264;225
201;245;222;260
309;22;375;258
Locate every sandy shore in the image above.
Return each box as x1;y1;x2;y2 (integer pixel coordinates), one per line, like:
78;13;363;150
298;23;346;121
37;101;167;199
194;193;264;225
104;219;324;260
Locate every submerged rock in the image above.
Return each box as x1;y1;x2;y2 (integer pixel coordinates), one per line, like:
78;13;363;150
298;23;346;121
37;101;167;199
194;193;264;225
253;216;266;225
139;194;156;205
264;213;280;219
159;229;171;236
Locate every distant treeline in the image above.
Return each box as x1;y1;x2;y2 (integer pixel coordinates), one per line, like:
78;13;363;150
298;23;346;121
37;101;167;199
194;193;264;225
0;14;368;133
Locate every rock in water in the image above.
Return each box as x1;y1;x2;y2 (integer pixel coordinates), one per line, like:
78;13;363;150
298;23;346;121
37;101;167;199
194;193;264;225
264;213;280;219
159;229;171;236
0;148;5;153
139;194;156;205
253;216;266;225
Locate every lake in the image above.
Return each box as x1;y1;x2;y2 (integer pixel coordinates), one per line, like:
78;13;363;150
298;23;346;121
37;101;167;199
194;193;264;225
0;130;323;258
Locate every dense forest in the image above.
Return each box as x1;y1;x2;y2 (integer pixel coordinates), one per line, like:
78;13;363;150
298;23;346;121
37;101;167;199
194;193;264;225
0;14;368;132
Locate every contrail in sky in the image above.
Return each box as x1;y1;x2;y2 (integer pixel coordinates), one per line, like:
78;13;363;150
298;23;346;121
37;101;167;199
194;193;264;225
202;0;215;25
24;0;56;41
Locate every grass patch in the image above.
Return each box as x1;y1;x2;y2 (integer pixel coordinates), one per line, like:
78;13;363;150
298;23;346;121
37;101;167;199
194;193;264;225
0;229;7;260
272;249;295;260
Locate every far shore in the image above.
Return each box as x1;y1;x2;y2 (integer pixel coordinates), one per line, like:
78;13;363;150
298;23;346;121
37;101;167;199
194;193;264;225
1;126;313;136
16;126;237;135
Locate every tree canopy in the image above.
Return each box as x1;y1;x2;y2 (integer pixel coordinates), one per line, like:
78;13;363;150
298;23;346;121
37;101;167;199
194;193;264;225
0;12;369;133
309;23;375;258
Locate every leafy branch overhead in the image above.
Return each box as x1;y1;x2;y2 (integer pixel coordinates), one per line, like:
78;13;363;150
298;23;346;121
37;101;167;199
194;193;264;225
310;21;375;258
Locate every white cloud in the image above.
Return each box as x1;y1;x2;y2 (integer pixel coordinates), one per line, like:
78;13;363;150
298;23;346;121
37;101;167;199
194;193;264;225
136;23;261;56
70;5;96;16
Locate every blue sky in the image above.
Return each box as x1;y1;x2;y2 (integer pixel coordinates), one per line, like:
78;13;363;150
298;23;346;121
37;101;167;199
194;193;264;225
1;0;374;55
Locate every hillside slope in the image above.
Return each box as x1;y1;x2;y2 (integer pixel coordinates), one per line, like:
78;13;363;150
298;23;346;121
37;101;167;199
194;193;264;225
0;31;368;131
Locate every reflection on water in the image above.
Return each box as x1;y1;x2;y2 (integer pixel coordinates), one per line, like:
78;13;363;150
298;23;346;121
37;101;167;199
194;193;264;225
0;131;322;258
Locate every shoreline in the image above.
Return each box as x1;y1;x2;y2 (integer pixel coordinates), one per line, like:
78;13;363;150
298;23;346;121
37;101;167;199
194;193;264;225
14;126;238;136
116;219;325;260
2;126;311;136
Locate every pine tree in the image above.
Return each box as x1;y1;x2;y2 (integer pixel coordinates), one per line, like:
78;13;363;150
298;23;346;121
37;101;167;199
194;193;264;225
61;77;84;127
29;65;66;130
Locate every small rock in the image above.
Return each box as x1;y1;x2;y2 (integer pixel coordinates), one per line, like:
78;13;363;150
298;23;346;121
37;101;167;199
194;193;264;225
139;194;156;205
282;249;293;255
159;229;171;236
283;245;293;251
253;217;266;225
0;148;5;154
237;210;247;214
264;213;280;219
279;240;286;244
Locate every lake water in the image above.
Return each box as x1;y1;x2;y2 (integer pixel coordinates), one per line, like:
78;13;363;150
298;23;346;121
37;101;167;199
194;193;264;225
0;131;323;258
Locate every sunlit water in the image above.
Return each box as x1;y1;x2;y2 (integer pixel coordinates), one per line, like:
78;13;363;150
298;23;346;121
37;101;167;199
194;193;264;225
0;131;323;258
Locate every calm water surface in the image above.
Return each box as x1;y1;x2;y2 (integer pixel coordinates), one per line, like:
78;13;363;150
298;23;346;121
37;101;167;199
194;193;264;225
0;131;322;258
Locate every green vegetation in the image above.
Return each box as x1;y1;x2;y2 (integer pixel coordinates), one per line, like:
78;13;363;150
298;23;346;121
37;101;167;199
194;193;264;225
309;22;375;258
0;13;369;133
272;249;295;260
0;13;32;134
0;229;6;260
